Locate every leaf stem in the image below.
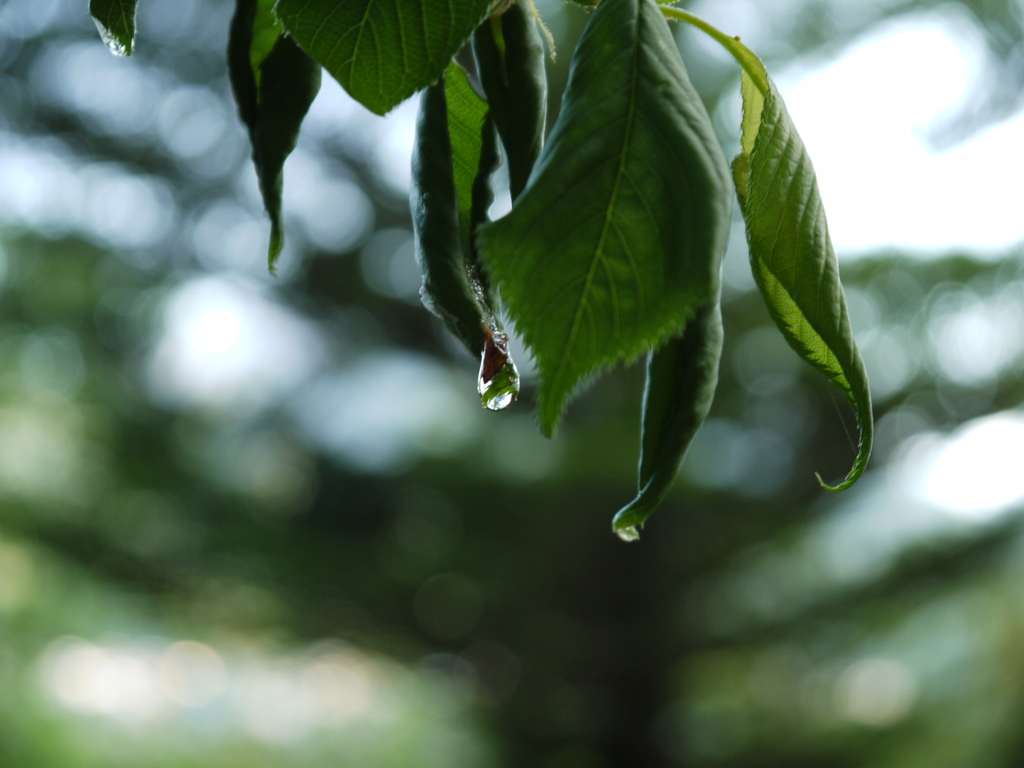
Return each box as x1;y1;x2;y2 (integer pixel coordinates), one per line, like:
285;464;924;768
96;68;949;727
660;6;769;95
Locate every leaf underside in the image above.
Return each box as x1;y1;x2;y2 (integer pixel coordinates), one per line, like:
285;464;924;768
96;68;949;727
479;0;732;434
734;66;873;490
89;0;138;56
275;0;496;115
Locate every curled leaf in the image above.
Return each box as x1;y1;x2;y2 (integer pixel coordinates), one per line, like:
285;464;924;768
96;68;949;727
444;63;502;309
612;302;723;541
412;72;487;355
734;61;872;490
412;65;521;409
472;1;548;201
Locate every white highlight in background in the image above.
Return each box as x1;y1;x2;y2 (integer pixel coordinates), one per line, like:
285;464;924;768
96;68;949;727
907;412;1024;519
780;10;1024;255
147;276;324;410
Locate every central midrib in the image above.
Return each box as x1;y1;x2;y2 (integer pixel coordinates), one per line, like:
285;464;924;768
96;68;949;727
551;3;641;397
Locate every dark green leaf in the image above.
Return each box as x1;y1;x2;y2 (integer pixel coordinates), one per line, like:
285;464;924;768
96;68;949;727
734;62;873;490
413;68;521;409
444;61;499;294
90;0;138;56
479;0;732;434
274;0;495;116
411;71;489;357
250;0;283;83
612;302;723;541
472;1;547;201
229;0;321;272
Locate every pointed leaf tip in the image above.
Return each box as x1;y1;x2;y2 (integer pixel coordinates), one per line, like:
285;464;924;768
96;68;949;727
267;223;283;274
611;302;723;536
90;0;138;56
229;0;320;275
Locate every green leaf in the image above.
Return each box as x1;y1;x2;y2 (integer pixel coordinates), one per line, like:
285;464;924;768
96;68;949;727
734;63;873;490
250;0;283;84
444;64;518;408
89;0;138;56
612;302;723;541
274;0;496;116
478;0;732;434
411;71;489;356
412;68;520;409
444;61;499;289
229;0;321;272
472;2;547;201
659;6;871;489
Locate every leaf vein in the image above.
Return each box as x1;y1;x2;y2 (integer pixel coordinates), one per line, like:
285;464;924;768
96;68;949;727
550;1;643;397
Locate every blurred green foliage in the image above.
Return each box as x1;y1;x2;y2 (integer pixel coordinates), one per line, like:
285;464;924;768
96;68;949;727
1;0;1024;766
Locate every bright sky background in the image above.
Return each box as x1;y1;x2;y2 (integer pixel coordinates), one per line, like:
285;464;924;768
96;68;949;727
777;9;1024;256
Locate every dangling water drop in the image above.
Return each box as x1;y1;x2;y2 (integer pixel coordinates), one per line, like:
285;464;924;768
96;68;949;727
478;327;520;411
614;525;640;543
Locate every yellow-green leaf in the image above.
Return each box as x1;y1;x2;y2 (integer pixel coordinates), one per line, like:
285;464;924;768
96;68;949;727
734;62;873;490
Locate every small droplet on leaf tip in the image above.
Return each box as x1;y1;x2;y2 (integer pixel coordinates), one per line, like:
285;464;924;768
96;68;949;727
93;21;132;56
478;326;520;411
615;526;640;543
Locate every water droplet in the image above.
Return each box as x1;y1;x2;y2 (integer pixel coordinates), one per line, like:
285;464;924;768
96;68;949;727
93;20;133;57
615;526;640;543
479;358;519;411
485;387;516;410
478;329;519;411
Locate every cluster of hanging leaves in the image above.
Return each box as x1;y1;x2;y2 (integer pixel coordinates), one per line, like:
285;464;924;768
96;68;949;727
89;0;873;540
